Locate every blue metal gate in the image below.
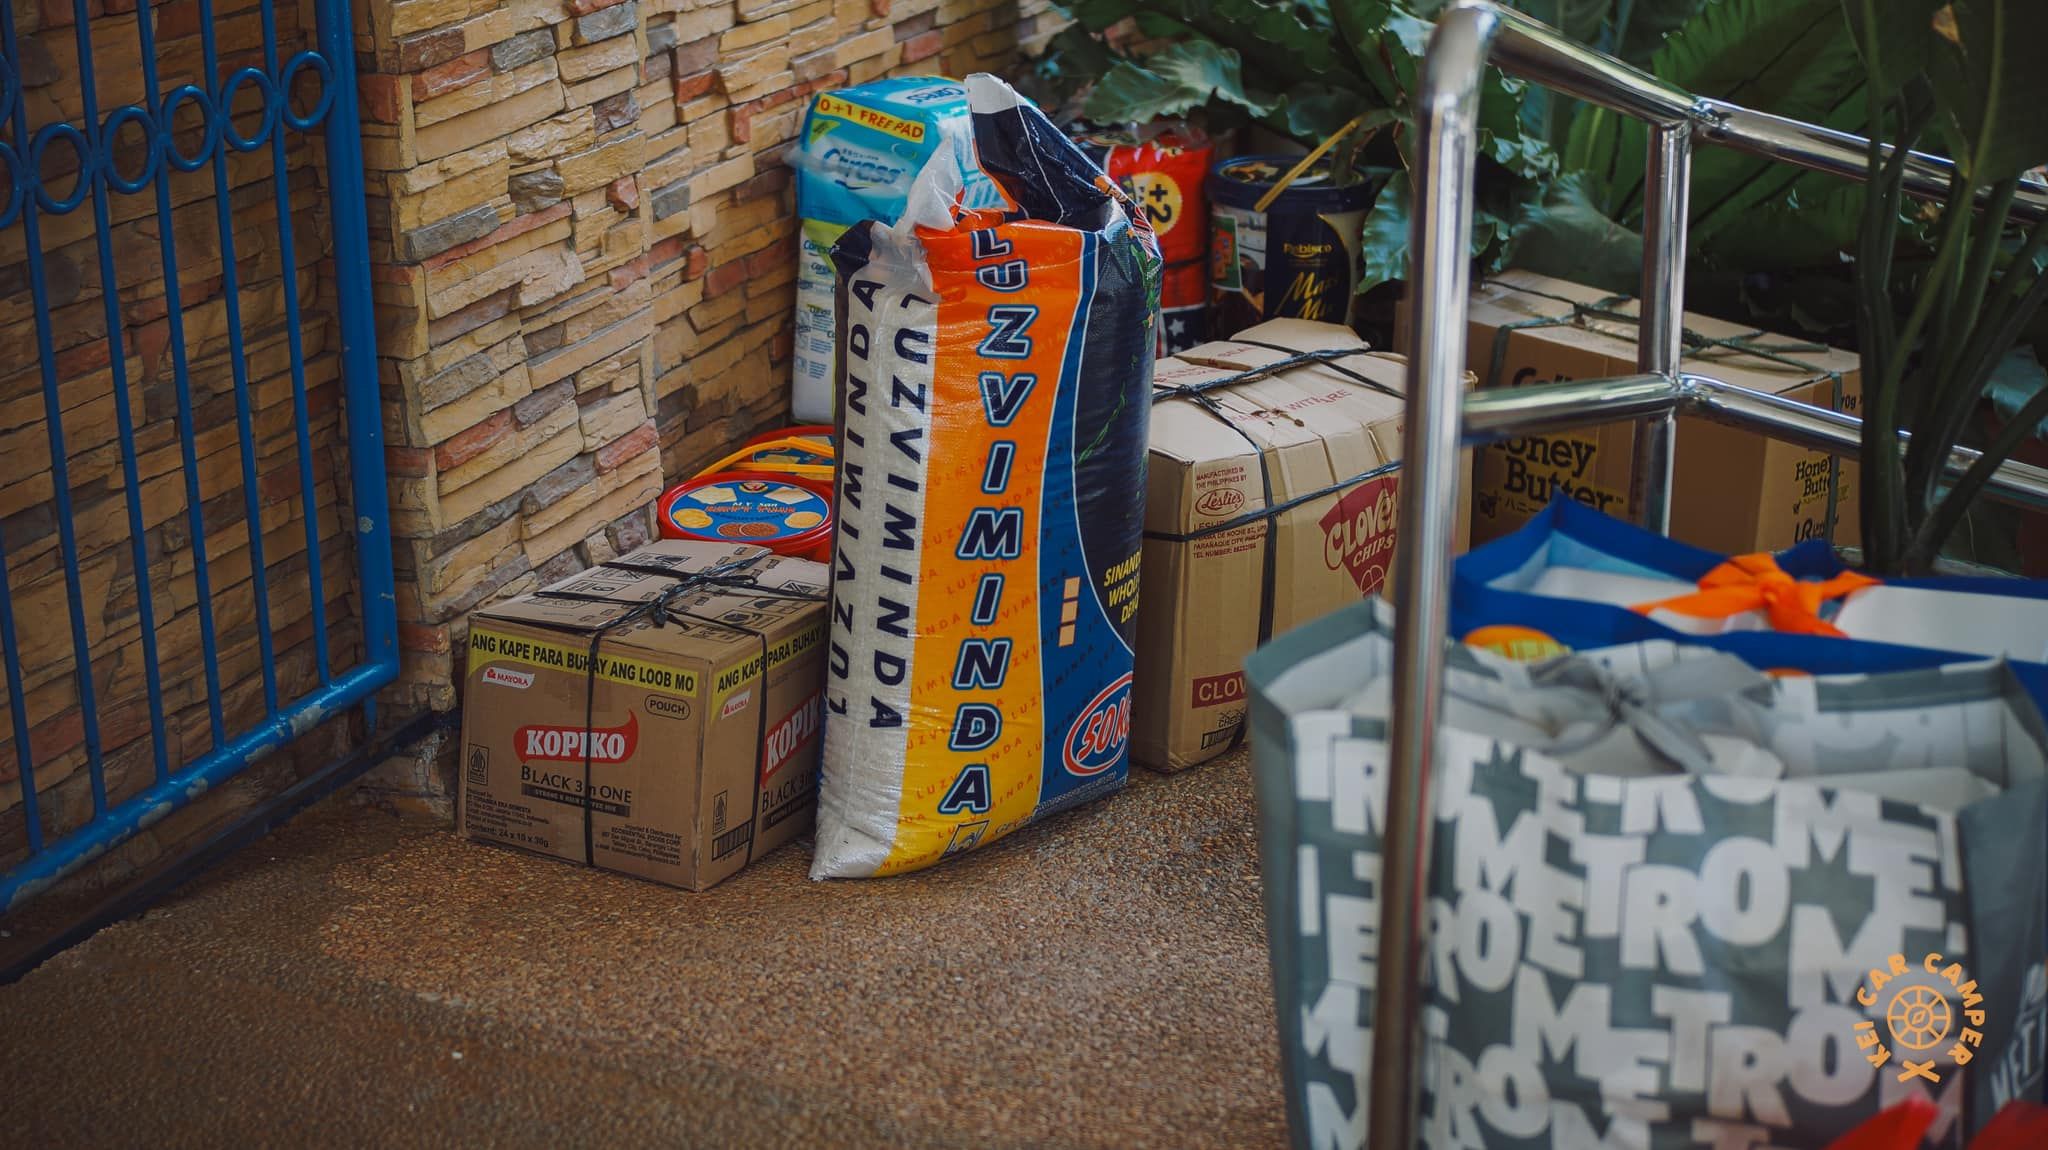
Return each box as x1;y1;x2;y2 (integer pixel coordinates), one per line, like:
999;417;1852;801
0;0;396;907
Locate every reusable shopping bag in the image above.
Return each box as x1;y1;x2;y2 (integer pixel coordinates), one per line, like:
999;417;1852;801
1825;1098;2048;1150
1246;598;2048;1149
1455;496;2048;661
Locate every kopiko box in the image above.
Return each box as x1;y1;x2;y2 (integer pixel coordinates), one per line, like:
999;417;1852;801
458;540;830;891
1136;319;1470;772
1398;270;1862;553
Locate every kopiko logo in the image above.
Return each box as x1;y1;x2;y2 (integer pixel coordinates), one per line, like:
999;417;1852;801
762;690;824;784
482;665;534;690
1195;487;1246;518
516;713;638;764
1850;952;1990;1086
1319;475;1399;595
1065;673;1133;776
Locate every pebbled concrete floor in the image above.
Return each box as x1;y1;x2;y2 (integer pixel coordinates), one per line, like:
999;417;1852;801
0;750;1285;1150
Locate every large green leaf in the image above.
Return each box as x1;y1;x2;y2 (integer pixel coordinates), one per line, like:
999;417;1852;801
1841;0;1944;101
1329;0;1404;106
1927;0;2048;185
1503;171;1645;295
1588;0;1866;222
1068;0;1145;32
1020;24;1119;114
1497;0;1709;153
1700;180;1867;271
1369;5;1555;179
1359;170;1416;293
1513;0;1615;46
1986;344;2048;442
1612;0;1715;61
1358;168;1533;293
1148;0;1351;89
1080;41;1277;123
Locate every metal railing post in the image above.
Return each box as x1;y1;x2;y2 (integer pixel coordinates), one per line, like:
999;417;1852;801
1354;4;2048;1145
1380;6;1499;1145
1633;124;1692;533
316;0;401;685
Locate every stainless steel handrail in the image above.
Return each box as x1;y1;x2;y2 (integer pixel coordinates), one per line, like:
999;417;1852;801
1378;3;2048;1146
1457;374;2048;509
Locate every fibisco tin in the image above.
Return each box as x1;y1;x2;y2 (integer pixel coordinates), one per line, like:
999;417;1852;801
657;472;836;561
1071;124;1213;353
1208;155;1378;333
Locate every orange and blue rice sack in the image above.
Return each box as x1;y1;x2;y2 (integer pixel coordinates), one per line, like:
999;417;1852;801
809;75;1161;878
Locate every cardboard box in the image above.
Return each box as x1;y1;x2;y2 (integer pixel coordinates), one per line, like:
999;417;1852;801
1135;319;1470;772
1397;271;1862;553
458;540;830;890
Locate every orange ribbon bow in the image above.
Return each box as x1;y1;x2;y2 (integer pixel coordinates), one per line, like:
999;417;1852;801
1631;552;1879;637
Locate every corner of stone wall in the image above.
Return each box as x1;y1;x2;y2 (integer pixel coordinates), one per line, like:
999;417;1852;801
343;0;1046;812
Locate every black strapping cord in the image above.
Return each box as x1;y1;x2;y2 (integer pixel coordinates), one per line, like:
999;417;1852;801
1142;459;1404;544
522;553;826;869
1225;338;1406;401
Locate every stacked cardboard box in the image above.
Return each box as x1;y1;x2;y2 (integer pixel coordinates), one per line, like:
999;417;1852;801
459;540;829;889
1135;320;1470;771
351;0;1060;721
1398;271;1862;553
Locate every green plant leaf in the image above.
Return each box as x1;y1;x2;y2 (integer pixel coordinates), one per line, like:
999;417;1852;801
1701;180;1867;271
1080;41;1276;123
1513;0;1616;47
1359;170;1415;293
1019;24;1120;116
1841;0;1943;101
1503;171;1646;295
1595;0;1866;226
1985;344;2048;442
1613;0;1715;62
1149;0;1351;89
1359;168;1536;294
1927;0;2048;185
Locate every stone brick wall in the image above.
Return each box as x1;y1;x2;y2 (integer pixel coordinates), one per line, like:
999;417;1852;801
354;0;1057;721
1;0;361;878
1;0;1060;896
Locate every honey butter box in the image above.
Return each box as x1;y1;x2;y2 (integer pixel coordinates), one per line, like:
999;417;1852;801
1397;270;1863;553
458;539;829;890
1136;318;1471;772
